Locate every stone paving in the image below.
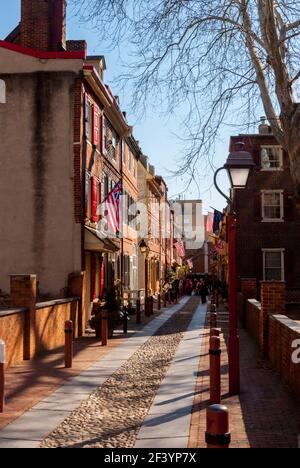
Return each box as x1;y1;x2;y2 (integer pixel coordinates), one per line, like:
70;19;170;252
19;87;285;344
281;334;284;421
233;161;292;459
41;297;201;448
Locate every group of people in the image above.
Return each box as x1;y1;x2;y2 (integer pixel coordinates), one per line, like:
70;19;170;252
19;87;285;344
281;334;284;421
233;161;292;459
184;277;210;304
162;276;211;305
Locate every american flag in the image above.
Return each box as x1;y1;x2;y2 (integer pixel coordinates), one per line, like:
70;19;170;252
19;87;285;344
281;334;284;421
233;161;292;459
175;240;186;258
105;180;123;234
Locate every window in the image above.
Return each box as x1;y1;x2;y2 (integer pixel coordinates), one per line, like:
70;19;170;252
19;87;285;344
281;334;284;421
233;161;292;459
263;250;285;281
262;191;284;222
261;146;283;170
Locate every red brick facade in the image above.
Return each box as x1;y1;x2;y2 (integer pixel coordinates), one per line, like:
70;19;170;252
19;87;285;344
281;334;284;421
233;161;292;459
20;0;67;51
232;133;300;293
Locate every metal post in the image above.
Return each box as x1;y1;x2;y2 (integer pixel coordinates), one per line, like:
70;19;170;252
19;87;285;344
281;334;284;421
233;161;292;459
64;321;73;369
123;310;128;334
228;212;240;395
209;336;221;405
101;310;108;346
136;298;141;324
158;293;161;311
0;340;5;413
163;291;167;308
210;328;221;338
206;405;231;449
210;313;217;328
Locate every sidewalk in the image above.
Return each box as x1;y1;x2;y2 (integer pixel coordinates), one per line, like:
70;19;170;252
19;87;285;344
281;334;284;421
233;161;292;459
189;301;300;449
0;301;173;432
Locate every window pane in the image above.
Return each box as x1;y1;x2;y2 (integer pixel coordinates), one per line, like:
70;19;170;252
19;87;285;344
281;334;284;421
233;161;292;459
261;147;281;169
263;192;281;219
265;268;282;281
265;252;281;268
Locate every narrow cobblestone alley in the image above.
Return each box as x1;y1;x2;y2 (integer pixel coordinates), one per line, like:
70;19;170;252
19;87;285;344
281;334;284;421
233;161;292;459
40;297;201;448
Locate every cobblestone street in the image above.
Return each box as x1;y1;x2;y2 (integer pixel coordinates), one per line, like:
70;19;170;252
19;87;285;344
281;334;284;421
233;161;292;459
41;297;201;448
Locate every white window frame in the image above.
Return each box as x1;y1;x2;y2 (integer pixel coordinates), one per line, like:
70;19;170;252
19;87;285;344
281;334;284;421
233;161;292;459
262;249;285;281
260;145;283;171
261;190;284;222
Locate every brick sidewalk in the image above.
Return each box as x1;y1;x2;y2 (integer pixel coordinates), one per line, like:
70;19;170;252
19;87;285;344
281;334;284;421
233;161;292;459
189;302;300;448
0;303;170;431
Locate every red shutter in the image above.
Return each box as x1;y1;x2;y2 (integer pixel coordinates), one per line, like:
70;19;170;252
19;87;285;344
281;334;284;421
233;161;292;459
99;257;105;298
92;104;100;146
91;177;98;222
101;114;107;155
90;254;96;301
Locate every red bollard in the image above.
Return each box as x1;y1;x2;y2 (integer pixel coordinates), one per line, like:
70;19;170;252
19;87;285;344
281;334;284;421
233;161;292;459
210;328;221;338
0;340;5;413
209;336;221;404
206;405;231;449
136;299;141;324
158;294;161;311
101;310;108;346
65;321;73;369
210;313;217;328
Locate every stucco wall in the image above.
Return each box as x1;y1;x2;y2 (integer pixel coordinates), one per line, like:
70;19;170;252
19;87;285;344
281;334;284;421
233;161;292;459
0;52;82;296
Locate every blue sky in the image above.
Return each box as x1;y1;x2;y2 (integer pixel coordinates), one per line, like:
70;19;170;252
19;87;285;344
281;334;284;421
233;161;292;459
0;0;233;212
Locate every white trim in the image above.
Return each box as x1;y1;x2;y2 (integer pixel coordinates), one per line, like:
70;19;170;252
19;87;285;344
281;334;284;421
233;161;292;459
260;145;283;171
261;190;284;222
262;249;285;281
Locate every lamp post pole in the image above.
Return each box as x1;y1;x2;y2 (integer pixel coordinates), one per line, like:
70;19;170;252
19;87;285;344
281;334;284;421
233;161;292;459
227;212;240;395
213;143;254;396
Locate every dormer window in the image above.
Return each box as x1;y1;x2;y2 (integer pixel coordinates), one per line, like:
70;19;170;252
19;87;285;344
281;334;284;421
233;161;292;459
261;146;283;170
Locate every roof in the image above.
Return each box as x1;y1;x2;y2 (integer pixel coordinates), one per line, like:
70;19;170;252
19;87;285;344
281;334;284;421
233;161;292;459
4;24;20;43
0;40;86;60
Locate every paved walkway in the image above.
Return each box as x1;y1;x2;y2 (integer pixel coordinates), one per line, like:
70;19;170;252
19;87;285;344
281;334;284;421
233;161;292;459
0;298;192;448
189;302;300;449
135;302;207;448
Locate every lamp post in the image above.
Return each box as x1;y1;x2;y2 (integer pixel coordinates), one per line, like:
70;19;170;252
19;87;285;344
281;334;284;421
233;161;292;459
213;142;255;395
139;239;150;315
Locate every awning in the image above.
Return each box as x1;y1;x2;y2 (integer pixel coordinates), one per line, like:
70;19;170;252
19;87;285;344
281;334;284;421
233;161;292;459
84;226;120;253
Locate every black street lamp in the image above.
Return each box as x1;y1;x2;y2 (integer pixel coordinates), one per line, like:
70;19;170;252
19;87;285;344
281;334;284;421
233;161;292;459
213;142;255;395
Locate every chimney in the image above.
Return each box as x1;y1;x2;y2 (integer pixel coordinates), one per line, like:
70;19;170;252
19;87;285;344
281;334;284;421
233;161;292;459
258;116;272;135
149;165;155;176
20;0;67;52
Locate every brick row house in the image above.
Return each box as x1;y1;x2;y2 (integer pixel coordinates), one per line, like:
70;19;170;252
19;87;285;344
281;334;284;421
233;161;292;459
0;0;180;325
230;120;300;298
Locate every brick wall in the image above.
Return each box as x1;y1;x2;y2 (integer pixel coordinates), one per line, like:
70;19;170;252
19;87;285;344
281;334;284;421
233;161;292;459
0;310;25;368
269;315;300;397
0;298;80;368
246;299;262;347
35;299;79;354
20;0;67;51
260;281;286;356
239;278;257;326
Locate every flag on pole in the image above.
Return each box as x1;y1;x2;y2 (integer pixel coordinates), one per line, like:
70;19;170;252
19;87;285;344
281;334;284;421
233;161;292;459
213;210;224;234
206;212;214;233
175;240;186;258
105;180;123;234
